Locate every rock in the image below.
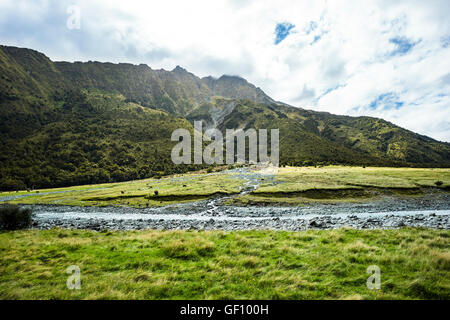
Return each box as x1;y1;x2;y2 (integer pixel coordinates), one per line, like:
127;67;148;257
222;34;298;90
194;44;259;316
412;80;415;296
309;220;325;228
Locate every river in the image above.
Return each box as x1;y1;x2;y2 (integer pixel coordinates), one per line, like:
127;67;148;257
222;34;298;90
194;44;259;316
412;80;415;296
4;167;450;231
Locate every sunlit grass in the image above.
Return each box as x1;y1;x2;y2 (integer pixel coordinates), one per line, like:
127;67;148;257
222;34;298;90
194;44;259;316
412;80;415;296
256;166;450;192
0;228;448;300
240;166;450;205
2;166;449;207
3;171;243;207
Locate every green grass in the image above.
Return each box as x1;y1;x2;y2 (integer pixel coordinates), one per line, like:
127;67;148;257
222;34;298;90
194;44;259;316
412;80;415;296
238;166;450;205
2;170;243;207
258;166;450;191
2;166;449;207
0;228;448;300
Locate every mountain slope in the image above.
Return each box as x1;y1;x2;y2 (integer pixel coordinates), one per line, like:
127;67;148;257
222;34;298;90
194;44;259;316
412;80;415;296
215;101;450;166
202;75;274;104
0;89;199;190
0;45;449;190
54;61;271;116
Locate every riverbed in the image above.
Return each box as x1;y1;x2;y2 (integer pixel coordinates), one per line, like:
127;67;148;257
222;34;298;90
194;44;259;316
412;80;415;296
4;167;450;231
29;192;450;230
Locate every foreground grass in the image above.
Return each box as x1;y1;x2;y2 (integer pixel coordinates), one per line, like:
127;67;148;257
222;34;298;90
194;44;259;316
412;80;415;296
0;228;449;300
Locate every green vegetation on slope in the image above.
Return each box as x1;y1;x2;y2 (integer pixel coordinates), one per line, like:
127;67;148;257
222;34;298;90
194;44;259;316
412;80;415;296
1;45;449;191
0;89;206;191
0;228;448;299
219;101;450;167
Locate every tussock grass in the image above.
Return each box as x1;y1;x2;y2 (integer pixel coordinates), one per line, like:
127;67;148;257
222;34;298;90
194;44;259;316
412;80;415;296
0;228;448;300
240;166;450;205
257;166;450;192
4;166;449;207
161;238;216;259
5;171;243;207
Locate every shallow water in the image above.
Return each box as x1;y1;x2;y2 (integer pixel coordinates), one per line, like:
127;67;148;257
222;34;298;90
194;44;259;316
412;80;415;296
31;204;450;231
34;208;450;222
6;167;450;230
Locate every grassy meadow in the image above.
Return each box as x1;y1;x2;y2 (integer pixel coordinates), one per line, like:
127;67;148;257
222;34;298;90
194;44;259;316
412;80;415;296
1;166;449;207
0;166;449;300
0;170;243;207
0;228;449;300
236;166;450;205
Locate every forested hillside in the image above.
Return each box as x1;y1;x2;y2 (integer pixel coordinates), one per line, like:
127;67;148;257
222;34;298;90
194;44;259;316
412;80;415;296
1;45;449;190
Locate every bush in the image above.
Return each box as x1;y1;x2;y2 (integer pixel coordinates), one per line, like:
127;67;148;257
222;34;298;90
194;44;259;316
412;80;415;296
0;205;34;230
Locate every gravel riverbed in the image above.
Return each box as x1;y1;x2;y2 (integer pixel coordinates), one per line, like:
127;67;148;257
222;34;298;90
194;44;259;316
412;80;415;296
29;192;450;231
4;167;449;231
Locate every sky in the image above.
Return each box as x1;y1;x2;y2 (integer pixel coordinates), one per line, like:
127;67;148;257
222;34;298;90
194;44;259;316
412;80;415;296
0;0;449;142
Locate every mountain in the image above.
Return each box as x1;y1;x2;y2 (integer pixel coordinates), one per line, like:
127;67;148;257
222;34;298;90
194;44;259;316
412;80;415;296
53;61;274;116
217;101;450;166
0;45;449;190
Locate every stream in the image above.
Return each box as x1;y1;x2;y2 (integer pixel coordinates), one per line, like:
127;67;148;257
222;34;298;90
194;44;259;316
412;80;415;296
3;167;450;231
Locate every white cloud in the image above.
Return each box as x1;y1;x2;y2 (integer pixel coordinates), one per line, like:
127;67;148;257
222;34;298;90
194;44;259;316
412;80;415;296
0;0;449;141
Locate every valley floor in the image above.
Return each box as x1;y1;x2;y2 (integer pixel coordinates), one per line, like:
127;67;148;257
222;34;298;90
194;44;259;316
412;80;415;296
1;166;449;300
0;228;449;300
1;166;448;231
0;166;449;207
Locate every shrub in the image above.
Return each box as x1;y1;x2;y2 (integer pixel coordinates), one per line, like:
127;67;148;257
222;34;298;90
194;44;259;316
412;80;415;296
0;205;34;230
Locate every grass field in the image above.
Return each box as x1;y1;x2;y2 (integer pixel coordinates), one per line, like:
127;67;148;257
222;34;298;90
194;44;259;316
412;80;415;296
1;166;449;207
258;166;450;190
1;170;243;207
0;228;449;300
236;166;450;205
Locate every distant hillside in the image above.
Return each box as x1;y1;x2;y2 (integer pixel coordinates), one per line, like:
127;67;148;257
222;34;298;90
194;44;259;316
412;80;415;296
215;101;450;166
54;61;273;116
0;45;449;190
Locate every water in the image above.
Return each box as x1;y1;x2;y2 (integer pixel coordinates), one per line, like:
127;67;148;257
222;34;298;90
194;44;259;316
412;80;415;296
31;204;450;230
5;167;450;230
34;209;450;222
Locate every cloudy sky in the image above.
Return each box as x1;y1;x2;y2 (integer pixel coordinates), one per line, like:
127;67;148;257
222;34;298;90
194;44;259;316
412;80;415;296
1;0;449;141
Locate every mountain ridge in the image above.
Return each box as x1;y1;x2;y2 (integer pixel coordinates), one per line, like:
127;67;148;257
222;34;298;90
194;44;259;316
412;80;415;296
0;45;449;190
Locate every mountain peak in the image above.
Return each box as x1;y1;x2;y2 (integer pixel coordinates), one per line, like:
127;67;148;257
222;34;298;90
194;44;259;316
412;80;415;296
201;75;216;81
172;65;188;73
218;74;247;83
